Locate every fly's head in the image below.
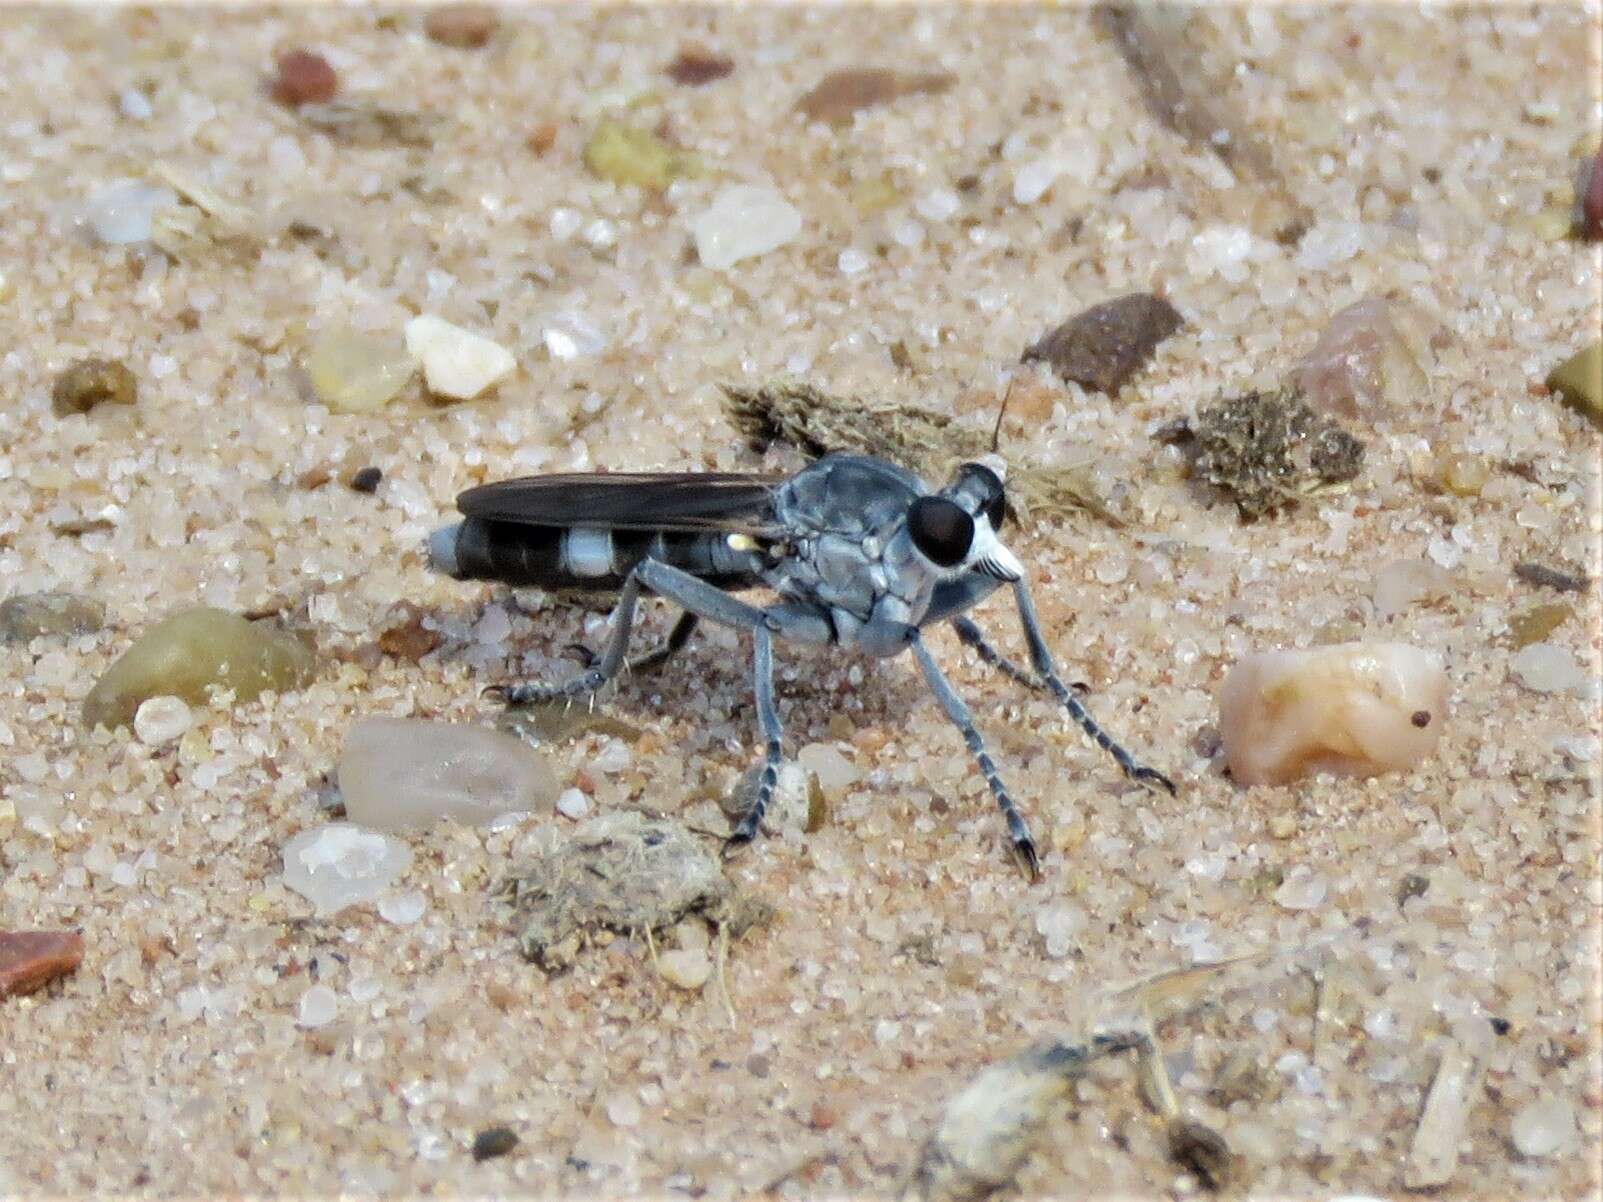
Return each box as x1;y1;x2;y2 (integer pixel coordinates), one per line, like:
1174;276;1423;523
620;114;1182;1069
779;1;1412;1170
905;457;1023;583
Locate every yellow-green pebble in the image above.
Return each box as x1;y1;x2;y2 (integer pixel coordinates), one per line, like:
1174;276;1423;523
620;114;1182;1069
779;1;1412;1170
582;120;696;190
1546;342;1602;430
83;607;318;730
307;328;415;414
1507;603;1572;649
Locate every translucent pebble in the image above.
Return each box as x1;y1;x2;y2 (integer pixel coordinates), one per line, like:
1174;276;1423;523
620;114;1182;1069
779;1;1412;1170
605;1092;642;1128
404;315;515;401
837;247;869;275
1218;643;1448;785
83;178;176;245
914;188;960;222
282;822;413;916
338;717;558;831
306;328;415;414
1372;558;1452;619
378;889;427;926
118;88;153;121
1273;866;1328;910
655;948;712;991
1189;226;1256;284
797;742;861;795
1297;221;1364;269
1509;643;1584;695
110;863;137;887
690;184;803;270
1295;295;1429;420
132;695;192;746
548;207;582;240
890;218;924;248
542;311;608;361
555;788;591;820
1510;1092;1577;1158
1034;903;1085;959
1012;158;1060;205
297;984;339;1028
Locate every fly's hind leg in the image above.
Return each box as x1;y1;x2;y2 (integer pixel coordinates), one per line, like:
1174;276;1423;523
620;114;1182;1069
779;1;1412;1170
490;572;646;706
909;635;1040;881
577;559;829;854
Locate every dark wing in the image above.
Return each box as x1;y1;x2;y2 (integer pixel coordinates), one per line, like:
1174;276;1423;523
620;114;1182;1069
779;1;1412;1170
457;471;785;535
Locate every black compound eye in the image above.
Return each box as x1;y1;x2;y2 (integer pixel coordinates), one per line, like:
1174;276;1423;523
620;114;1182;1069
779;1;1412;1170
908;497;975;568
984;490;1008;531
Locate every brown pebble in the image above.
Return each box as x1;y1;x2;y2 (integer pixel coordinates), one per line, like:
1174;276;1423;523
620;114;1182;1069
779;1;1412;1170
1514;560;1590;594
486;980;521;1012
1410;710;1431;729
1582;147;1603;241
52;357;137;417
272;49;338;107
807;1101;838;1131
348;465;383;493
297;465;334;490
377;602;443;661
472;1125;519;1161
424;6;497;49
526;121;558;156
667;44;734;86
795;66;954;124
0;930;85;999
1023;293;1183;395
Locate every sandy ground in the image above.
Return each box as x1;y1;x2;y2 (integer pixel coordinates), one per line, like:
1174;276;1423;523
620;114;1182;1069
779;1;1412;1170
1;5;1600;1199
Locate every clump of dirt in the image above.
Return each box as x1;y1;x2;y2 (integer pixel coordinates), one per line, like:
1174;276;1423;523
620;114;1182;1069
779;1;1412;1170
497;811;771;970
1156;387;1365;519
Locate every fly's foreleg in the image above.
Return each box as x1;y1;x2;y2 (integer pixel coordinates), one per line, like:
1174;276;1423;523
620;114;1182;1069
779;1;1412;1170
728;622;784;849
1009;581;1176;795
951;616;1046;693
909;635;1040;881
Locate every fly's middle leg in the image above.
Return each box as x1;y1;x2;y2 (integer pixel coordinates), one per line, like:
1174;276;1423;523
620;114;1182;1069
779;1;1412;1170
909;635;1040;881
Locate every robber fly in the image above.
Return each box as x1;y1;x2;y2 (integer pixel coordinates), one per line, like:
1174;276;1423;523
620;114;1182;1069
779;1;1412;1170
428;453;1174;878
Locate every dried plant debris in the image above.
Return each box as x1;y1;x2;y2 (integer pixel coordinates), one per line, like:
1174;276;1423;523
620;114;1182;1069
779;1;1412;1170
0;592;106;643
1513;560;1591;593
296;101;444;148
795;66;954;124
497;811;769;971
1022;293;1182;395
1405;1035;1490;1189
52;357;137;416
148;162;260;257
904;957;1253;1202
901;1039;1132;1202
1157;388;1364;519
1096;5;1310;240
722;382;1125;527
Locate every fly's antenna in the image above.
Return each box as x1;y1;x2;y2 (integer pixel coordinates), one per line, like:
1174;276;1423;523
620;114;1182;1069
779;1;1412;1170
990;376;1016;455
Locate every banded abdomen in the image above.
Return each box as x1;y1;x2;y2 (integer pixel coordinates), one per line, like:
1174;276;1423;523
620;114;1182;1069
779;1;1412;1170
428;519;767;593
